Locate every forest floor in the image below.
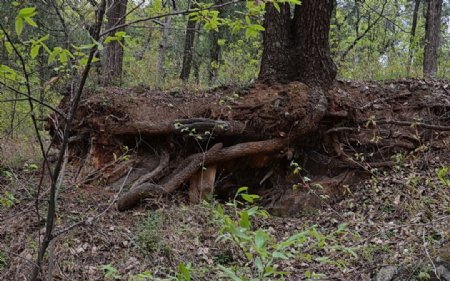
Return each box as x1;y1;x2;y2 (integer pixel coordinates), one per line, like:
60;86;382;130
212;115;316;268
1;79;450;280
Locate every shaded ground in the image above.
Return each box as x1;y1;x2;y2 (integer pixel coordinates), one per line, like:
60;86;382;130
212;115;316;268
0;147;449;280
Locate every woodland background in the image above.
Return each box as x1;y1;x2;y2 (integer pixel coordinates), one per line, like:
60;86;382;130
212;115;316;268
1;1;450;281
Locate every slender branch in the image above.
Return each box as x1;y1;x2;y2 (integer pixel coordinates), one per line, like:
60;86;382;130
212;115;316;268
30;1;107;280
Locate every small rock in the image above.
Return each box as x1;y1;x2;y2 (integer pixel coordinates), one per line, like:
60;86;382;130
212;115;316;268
375;266;398;281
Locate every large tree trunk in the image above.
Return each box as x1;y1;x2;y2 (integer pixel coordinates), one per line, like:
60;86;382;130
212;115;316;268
292;0;337;88
259;0;337;88
102;0;128;86
423;0;443;78
258;3;293;83
179;5;197;82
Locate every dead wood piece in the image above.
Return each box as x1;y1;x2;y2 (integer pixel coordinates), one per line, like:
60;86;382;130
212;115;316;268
130;151;170;189
108;119;255;137
117;138;289;211
189;164;217;204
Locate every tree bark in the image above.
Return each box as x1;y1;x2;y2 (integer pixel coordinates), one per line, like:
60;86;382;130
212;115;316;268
407;0;421;75
292;0;337;88
423;0;443;78
102;0;128;86
258;3;293;83
180;5;197;81
259;0;337;88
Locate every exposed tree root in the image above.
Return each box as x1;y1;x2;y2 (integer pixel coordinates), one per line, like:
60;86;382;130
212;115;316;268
47;79;450;214
117;139;288;210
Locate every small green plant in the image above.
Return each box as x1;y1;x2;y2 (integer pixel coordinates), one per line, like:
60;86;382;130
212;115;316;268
128;262;191;281
417;265;432;280
214;187;330;280
101;264;121;280
129;271;154;281
0;250;6;269
392;152;406;170
1;169;14;180
23;162;38;173
436;166;450;187
176;262;192;281
136;211;167;255
0;191;18;208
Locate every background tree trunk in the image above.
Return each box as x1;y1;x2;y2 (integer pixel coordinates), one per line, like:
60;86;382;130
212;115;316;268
423;0;443;78
180;4;197;82
208;30;221;85
158;14;172;86
208;0;224;85
407;0;421;75
102;0;128;86
259;0;336;88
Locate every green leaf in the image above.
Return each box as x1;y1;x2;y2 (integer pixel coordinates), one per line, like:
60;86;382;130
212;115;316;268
15;16;24;35
24;16;37;27
59;51;68;63
73;43;95;50
273;2;280;12
254;230;266;249
0;65;17;76
36;34;49;43
255;256;264;272
30;44;41;58
288;0;302;5
251;24;265;31
241;193;259;203
115;31;126;37
218;265;245;281
344;247;359;258
104;36;117;44
5;42;13;54
236;186;248;194
239;210;250;228
48;47;62;64
19;7;36;17
337;223;347;232
177;262;191;281
272;251;289;259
